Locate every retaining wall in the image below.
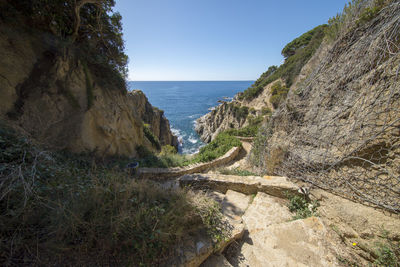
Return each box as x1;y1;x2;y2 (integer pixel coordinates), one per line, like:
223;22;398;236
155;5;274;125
138;146;241;180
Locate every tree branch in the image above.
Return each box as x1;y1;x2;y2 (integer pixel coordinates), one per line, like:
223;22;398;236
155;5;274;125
71;0;102;43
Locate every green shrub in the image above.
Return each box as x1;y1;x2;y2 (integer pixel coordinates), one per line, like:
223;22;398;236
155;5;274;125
248;115;264;126
356;0;387;26
192;133;241;163
4;1;128;92
160;145;177;155
219;168;258;176
229;104;249;119
374;243;399;266
373;228;400;266
137;133;241;168
143;123;161;150
325;0;390;42
0;124;227;265
136;145;190;168
261;107;272;115
240;25;326;101
224;125;259;137
286;193;319;220
223;115;264;138
269;82;289;108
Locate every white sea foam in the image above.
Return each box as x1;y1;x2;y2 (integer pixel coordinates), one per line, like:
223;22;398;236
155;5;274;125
188;135;198;144
188;114;201;119
171;127;181;136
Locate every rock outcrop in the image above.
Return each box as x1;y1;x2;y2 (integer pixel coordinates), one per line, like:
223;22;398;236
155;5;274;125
0;24;177;157
194;2;400;212
195;79;279;143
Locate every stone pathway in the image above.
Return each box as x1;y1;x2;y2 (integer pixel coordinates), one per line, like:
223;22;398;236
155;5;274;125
179;174;340;267
166;138;400;266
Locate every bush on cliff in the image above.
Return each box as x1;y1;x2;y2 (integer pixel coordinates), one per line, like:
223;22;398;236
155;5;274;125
325;0;392;42
239;24;326;101
0;125;225;266
192;133;242;163
143;123;161;150
224;115;265;137
137;134;241;168
269;81;289;109
3;0;128;91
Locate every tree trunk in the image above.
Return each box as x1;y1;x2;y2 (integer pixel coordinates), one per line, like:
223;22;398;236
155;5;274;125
70;0;102;43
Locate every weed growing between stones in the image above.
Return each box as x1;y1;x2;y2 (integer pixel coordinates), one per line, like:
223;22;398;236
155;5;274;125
285;192;319;220
373;229;400;266
218;168;258;176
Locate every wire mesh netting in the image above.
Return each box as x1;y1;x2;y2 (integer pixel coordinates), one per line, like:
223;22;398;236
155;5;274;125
251;2;400;213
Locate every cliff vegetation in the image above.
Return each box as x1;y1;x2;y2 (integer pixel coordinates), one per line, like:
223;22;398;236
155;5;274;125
0;124;223;266
196;0;400;215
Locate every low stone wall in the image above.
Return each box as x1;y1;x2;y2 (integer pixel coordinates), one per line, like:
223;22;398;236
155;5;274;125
138;146;241;180
179;173;300;199
235;136;254;142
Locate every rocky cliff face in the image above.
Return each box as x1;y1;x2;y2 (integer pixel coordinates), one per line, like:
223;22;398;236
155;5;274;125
195;80;278;143
195;2;400;212
0;25;177;157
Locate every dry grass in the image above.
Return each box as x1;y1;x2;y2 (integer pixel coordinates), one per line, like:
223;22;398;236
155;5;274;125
0;124;225;266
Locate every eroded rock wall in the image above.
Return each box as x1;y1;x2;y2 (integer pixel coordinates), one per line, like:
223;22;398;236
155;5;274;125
0;25;176;157
195;80;279;143
254;3;400;212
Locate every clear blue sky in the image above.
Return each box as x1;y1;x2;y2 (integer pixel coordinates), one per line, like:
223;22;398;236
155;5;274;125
114;0;348;81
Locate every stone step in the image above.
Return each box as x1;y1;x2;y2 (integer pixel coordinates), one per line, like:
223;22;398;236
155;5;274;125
242;192;292;231
200;254;232;267
224;192;339;267
221;190;252;222
179;173;300;199
167;190;248;267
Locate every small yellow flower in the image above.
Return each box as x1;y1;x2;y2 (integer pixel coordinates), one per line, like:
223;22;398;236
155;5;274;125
352;242;357;246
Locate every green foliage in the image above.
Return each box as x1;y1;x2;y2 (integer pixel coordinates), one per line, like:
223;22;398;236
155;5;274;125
229;104;249;119
325;0;390;42
224;125;259;137
374;243;399;266
143;123;161;150
356;0;387;26
286;193;319;220
219;168;258;176
281;26;324;58
224;115;264;137
137;133;241;168
261;107;272;116
239;66;277;100
248;115;264;126
4;0;128;91
373;228;400;266
240;25;326;101
0;124;226;265
192;133;242;163
269;81;289;109
224;126;256;137
160;145;177;155
136;145;190;168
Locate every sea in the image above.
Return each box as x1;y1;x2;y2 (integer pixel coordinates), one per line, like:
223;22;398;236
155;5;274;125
128;81;254;154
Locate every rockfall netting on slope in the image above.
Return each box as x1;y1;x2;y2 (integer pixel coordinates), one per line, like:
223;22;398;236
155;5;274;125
251;2;400;213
